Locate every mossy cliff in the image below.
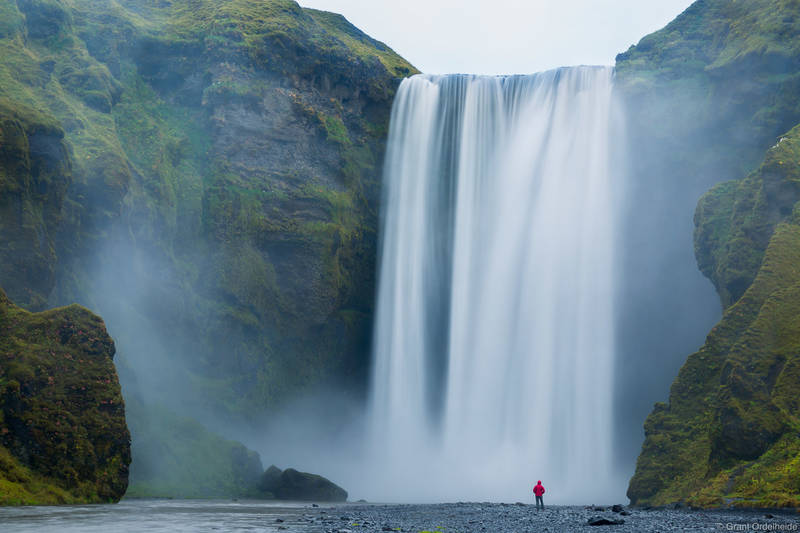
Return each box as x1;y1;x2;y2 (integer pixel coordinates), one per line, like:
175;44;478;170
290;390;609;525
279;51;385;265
0;289;130;504
612;0;800;468
622;0;800;508
0;0;415;499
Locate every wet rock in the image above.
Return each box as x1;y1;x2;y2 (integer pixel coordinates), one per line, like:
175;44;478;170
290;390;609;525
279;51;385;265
259;465;283;493
258;465;347;502
611;504;624;513
588;516;625;526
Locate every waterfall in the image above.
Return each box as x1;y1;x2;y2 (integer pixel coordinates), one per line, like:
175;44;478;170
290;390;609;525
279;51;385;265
366;67;626;503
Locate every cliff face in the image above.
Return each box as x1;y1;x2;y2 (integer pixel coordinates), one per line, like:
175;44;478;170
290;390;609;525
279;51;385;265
0;289;130;504
0;0;415;498
622;0;800;508
611;0;800;467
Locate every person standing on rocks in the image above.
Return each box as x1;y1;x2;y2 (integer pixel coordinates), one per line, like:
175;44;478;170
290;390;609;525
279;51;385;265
533;480;545;510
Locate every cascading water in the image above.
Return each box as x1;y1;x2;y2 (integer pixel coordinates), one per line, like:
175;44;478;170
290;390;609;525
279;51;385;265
366;66;626;503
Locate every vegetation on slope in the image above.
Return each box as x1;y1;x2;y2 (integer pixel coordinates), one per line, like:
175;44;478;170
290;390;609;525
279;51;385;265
0;289;130;504
621;0;800;508
628;127;800;508
613;0;800;477
695;126;800;307
124;399;263;499
616;0;800;179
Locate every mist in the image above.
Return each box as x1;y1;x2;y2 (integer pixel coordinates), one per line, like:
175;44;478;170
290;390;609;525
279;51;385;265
30;0;774;507
61;53;722;507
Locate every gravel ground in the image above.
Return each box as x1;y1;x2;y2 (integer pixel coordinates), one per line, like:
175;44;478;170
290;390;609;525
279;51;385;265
1;500;798;532
290;502;800;533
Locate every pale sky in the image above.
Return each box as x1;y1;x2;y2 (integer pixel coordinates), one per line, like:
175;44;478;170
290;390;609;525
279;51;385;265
298;0;694;75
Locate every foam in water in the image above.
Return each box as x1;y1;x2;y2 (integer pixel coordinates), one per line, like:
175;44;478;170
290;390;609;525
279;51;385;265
365;67;626;503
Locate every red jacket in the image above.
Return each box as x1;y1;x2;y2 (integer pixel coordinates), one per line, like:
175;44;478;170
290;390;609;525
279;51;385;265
533;483;545;497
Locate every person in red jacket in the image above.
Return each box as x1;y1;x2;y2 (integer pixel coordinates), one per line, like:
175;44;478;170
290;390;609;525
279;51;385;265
533;480;545;510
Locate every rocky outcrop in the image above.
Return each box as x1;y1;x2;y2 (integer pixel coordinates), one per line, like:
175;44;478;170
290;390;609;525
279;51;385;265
0;289;130;504
0;100;70;311
258;464;347;502
621;0;800;508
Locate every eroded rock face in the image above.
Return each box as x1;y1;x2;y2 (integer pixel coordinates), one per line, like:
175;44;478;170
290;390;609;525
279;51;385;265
0;289;130;504
0;103;71;311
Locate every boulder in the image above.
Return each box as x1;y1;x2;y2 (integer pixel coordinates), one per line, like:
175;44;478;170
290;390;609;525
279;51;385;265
259;465;348;502
258;464;283;494
588;516;625;526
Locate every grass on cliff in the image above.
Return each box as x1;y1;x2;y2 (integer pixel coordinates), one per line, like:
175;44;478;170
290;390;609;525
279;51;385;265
695;126;800;307
133;0;417;79
305;9;417;77
0;445;79;505
616;0;800;83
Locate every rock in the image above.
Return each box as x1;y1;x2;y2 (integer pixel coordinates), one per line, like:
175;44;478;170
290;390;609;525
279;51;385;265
0;291;131;504
765;514;774;518
611;504;624;513
259;465;284;493
258;465;347;501
588;516;625;526
620;511;631;516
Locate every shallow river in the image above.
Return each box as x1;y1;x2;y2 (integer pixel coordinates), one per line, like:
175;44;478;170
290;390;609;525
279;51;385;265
0;499;798;532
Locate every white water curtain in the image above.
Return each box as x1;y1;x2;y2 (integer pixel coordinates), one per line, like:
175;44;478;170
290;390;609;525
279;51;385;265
368;67;626;503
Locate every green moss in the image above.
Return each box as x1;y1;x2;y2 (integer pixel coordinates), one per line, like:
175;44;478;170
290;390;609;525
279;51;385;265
0;445;78;505
0;2;24;38
0;289;130;504
695;126;800;307
125;399;262;499
621;5;800;506
304;8;418;78
0;0;407;498
320;113;351;146
617;0;800;183
629;142;800;507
